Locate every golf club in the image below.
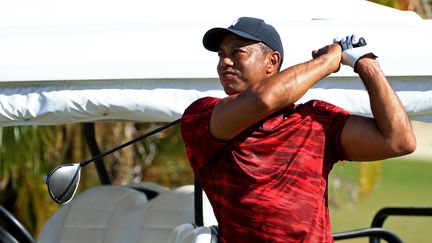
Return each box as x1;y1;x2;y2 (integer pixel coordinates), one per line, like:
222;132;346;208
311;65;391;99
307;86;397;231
337;35;367;49
45;118;181;205
352;37;367;48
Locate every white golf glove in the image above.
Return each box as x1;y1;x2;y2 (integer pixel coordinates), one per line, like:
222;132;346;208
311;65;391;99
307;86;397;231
333;34;377;71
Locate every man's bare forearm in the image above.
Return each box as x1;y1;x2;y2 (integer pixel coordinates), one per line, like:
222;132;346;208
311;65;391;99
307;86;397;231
356;58;416;155
245;44;341;116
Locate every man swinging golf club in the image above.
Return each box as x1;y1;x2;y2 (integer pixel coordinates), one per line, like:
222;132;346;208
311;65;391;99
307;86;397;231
180;17;415;242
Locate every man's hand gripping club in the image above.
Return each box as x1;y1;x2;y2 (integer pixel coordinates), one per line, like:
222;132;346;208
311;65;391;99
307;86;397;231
333;34;377;72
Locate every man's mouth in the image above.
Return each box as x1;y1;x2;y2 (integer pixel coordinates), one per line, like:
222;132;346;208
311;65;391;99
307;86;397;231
220;70;236;80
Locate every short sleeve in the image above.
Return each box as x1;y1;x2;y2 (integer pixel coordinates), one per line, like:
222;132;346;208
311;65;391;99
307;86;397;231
310;100;351;162
180;97;227;173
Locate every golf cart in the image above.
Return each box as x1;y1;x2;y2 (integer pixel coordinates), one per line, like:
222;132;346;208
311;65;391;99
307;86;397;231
2;120;432;243
1;0;432;242
1;123;432;243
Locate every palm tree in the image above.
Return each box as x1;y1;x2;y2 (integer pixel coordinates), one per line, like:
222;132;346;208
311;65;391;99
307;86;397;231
0;125;72;236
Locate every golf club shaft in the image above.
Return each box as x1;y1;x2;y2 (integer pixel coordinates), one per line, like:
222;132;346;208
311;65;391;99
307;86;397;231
80;118;181;167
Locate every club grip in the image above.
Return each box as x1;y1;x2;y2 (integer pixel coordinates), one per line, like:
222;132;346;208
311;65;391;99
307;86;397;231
353;37;367;47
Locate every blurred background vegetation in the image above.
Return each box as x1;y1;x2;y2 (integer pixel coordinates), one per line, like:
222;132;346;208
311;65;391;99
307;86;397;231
0;0;431;241
0;122;194;238
371;0;431;18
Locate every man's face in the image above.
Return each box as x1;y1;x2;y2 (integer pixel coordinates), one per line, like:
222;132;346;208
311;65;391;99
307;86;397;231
217;33;270;95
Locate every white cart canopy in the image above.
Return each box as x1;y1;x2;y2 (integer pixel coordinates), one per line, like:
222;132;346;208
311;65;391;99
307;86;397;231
0;0;431;126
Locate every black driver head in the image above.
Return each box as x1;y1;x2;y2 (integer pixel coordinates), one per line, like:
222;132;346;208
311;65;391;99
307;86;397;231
45;163;81;205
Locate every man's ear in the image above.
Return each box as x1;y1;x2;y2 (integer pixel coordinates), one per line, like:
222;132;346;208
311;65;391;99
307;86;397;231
267;52;281;73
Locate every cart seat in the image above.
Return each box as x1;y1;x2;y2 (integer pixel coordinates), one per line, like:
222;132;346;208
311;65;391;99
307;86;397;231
37;185;149;243
37;184;216;243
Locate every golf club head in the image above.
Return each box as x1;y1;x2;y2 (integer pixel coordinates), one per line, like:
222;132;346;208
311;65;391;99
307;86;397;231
45;163;81;205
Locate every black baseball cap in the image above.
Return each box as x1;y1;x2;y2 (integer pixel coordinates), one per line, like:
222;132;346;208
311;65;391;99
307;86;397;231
203;17;284;63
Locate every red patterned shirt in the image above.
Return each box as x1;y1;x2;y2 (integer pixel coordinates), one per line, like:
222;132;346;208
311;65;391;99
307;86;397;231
181;97;350;243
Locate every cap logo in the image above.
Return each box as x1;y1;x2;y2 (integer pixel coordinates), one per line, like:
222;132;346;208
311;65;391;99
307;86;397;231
231;18;240;27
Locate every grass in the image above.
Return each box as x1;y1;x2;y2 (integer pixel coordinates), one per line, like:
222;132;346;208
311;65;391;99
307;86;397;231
329;158;432;243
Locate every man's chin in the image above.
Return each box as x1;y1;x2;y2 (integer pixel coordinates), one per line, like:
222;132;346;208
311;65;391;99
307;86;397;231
224;88;240;96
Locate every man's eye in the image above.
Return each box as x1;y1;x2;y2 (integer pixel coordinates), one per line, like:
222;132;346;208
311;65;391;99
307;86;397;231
232;49;245;56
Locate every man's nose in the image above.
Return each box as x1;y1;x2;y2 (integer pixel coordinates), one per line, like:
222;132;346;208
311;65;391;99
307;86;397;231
219;56;234;67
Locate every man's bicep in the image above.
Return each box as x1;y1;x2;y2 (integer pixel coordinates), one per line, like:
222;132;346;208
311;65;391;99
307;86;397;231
210;94;266;141
341;115;394;161
210;96;242;141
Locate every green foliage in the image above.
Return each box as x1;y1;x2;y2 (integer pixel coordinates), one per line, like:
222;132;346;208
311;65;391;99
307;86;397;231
0;126;65;236
141;125;194;187
0;122;192;238
330;159;432;243
91;122;193;187
369;0;401;9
